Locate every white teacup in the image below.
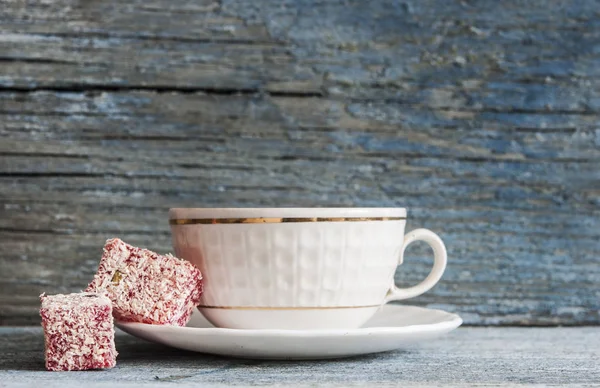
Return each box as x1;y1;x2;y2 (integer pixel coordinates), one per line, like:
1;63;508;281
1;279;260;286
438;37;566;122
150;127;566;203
169;208;447;330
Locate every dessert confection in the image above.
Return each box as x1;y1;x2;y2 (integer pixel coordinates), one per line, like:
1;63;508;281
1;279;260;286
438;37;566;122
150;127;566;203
86;238;203;326
40;292;117;371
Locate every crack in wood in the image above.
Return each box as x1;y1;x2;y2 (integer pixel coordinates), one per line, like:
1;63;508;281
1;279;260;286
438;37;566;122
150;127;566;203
0;85;324;98
0;57;79;66
0;172;113;178
15;31;285;46
0;227;171;236
0;152;90;159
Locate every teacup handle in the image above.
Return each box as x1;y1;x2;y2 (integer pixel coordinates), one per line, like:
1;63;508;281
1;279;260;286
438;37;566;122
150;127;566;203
385;228;447;302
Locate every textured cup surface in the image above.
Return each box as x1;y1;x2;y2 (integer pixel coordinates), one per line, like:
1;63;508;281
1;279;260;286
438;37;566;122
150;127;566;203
170;208;409;329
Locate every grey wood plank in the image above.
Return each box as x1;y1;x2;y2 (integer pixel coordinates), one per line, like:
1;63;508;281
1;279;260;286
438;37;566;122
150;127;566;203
2;0;600;92
0;327;599;387
1;90;598;326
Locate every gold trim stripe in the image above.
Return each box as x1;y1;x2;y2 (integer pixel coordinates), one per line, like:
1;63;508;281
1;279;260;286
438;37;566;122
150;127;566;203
197;305;380;310
170;216;405;225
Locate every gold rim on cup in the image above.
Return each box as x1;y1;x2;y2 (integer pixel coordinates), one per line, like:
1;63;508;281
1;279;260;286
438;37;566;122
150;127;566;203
169;216;406;225
197;305;381;310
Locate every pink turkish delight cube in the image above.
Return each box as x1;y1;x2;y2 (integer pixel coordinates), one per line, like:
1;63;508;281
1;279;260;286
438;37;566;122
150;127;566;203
86;238;203;326
40;292;117;371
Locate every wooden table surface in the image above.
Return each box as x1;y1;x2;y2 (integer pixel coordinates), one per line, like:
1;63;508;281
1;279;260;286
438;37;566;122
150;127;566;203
1;327;599;387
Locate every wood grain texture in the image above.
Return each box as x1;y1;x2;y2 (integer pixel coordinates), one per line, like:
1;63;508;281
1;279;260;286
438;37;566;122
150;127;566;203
1;327;600;386
0;0;599;325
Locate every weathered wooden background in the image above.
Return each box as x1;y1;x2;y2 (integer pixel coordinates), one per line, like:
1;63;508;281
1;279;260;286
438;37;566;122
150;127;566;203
0;0;598;326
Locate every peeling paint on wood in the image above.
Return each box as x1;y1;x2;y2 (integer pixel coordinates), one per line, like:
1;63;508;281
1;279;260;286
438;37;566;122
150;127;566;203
0;0;599;326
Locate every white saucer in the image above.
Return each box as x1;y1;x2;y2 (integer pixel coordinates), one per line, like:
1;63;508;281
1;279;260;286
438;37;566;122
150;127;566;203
117;305;462;360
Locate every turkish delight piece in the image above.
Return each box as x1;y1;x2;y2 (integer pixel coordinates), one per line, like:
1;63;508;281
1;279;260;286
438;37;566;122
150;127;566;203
40;292;117;371
86;238;203;326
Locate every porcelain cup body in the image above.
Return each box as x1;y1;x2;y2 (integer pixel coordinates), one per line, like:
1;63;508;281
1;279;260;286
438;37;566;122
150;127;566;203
170;208;446;330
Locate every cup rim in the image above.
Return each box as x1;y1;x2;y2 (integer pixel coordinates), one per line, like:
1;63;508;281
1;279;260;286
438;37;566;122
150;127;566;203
169;207;407;221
